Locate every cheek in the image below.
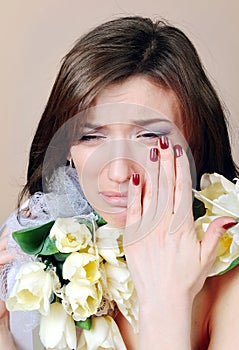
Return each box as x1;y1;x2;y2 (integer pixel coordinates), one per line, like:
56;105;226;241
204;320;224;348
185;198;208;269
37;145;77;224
70;145;105;198
70;145;94;176
75;160;107;192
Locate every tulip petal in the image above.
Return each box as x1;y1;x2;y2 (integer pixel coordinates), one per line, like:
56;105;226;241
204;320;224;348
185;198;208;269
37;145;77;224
40;302;76;350
77;316;126;350
194;173;239;276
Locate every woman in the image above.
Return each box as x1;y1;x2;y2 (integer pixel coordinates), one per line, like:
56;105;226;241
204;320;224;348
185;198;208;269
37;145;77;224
0;16;239;349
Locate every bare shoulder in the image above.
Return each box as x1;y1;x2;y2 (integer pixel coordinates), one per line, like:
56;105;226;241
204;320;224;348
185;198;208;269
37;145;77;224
210;264;239;303
207;265;239;349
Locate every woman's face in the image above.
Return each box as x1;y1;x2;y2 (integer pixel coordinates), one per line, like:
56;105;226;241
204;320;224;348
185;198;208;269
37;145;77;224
70;76;185;227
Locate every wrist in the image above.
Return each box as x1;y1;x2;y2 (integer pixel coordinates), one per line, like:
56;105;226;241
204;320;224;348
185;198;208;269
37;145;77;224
139;297;193;329
0;312;16;350
138;295;193;350
0;326;16;350
139;289;194;316
0;313;9;331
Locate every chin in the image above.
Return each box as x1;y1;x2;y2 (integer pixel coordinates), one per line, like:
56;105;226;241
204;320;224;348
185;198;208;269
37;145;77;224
96;209;127;228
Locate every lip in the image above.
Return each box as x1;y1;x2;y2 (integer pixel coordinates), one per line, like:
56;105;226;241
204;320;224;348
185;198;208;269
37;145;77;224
99;191;128;207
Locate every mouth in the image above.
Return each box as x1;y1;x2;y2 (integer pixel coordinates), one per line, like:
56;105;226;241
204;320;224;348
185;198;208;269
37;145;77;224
99;191;128;207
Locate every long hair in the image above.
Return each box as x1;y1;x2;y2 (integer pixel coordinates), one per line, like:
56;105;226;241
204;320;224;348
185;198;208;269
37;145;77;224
19;16;238;203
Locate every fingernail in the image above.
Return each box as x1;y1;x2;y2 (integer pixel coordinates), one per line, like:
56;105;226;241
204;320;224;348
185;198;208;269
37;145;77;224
132;173;140;186
222;221;238;230
150;148;159;162
159;136;169;149
174;144;183;158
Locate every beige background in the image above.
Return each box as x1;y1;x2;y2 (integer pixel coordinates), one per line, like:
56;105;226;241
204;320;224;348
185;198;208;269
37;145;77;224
0;0;238;224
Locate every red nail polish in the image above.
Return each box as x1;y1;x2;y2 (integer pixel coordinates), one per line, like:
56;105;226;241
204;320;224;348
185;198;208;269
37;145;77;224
222;221;238;230
132;173;140;186
174;144;183;158
159;136;169;149
150;148;159;162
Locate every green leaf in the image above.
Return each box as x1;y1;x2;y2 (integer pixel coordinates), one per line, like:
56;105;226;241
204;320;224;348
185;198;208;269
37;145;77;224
85;221;94;233
95;214;107;227
75;318;92;330
54;252;71;262
193;198;206;221
218;256;239;275
12;221;55;255
40;236;59;255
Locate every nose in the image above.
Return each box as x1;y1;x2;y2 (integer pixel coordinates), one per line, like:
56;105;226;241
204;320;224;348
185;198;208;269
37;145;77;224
106;139;138;184
107;157;133;183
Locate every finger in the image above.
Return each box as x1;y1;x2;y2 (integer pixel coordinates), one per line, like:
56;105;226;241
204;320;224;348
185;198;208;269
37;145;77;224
124;173;142;246
0;227;14;265
0;251;15;266
201;217;238;266
0;300;8;319
170;145;194;233
0;227;9;250
155;136;175;225
141;146;160;220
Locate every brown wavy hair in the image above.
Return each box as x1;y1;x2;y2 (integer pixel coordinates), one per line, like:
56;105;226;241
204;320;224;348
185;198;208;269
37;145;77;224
19;16;238;204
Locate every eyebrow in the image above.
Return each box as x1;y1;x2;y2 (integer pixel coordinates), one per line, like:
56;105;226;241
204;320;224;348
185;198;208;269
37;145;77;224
83;118;172;130
132;118;172;126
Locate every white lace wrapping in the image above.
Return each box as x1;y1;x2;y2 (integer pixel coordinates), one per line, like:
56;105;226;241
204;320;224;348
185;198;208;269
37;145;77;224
0;166;93;350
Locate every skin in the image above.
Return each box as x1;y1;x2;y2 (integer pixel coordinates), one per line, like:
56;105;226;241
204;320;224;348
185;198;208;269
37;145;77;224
71;76;185;227
1;75;239;349
70;76;239;349
0;228;16;350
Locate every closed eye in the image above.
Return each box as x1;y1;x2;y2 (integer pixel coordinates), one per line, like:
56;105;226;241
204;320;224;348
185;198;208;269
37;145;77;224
80;134;106;141
137;132;168;139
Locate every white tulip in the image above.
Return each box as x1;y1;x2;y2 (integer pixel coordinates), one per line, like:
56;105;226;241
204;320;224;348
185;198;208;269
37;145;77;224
64;281;102;321
6;262;59;315
102;259;139;332
77;316;127;350
96;224;124;265
50;218;92;253
195;172;239;275
40;302;77;350
63;252;101;284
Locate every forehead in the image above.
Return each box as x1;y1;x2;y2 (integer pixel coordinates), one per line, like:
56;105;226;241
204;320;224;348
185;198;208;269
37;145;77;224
89;75;182;128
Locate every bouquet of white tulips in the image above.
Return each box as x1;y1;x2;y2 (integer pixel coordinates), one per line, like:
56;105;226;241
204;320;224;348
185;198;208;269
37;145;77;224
5;172;239;349
6;214;138;350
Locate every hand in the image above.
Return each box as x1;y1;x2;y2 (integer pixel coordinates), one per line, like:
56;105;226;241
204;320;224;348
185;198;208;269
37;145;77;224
0;229;10;324
0;228;16;350
0;300;8;319
0;300;16;350
0;226;14;321
123;138;236;348
0;227;14;268
0;228;14;322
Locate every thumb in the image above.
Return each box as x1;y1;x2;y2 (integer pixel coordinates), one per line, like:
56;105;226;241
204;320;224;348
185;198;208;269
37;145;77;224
201;216;238;265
